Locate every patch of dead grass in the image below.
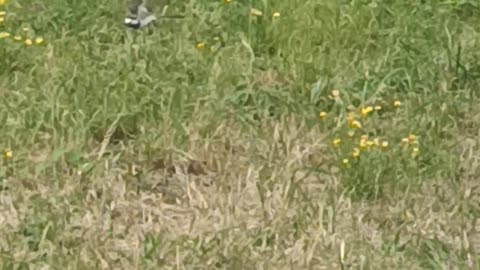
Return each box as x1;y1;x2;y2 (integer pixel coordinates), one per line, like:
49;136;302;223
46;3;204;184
1;117;478;269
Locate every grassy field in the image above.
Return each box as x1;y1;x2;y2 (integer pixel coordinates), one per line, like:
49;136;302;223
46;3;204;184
1;0;480;269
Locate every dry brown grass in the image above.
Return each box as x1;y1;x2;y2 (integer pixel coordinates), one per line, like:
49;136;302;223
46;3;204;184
1;117;479;269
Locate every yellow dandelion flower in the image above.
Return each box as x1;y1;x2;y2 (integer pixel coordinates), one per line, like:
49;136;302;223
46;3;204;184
374;105;382;111
272;12;281;18
359;140;367;149
22;27;29;32
360;106;373;117
0;11;6;16
332;138;341;147
351;120;362;129
13;35;21;41
331;90;340;97
359;135;368;149
0;0;6;5
393;100;401;107
352;148;360;158
412;147;419;158
0;17;4;23
24;38;32;46
381;141;389;148
366;140;375;148
407;133;417;143
347;130;355;138
34;37;43;45
319;111;327;120
0;31;10;39
195;42;205;50
250;8;263;16
402;133;417;145
342;158;349;165
3;149;12;160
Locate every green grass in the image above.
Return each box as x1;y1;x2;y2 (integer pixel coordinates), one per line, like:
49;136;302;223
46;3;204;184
1;0;480;269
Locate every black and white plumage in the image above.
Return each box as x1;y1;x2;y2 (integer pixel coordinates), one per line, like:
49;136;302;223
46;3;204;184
124;2;156;29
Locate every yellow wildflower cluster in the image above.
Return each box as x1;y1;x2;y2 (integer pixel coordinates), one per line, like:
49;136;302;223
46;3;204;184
0;1;44;46
337;132;390;165
318;89;417;166
402;133;420;158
